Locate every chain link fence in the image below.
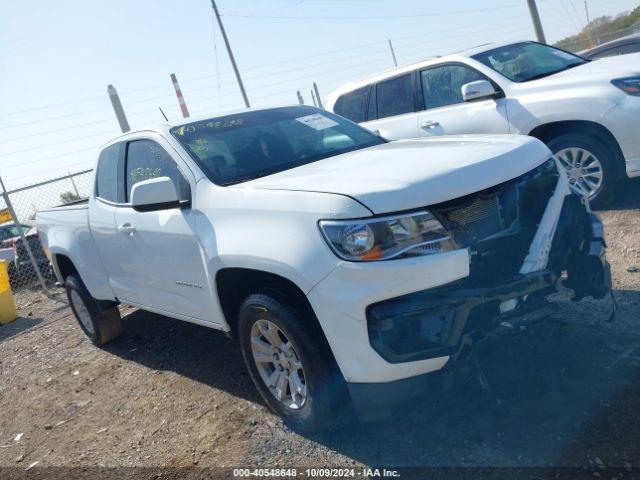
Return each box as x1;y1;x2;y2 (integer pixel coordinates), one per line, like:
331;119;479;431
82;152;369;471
0;170;93;308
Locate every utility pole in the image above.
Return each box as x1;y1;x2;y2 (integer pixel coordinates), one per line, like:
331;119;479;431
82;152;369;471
210;0;250;108
107;85;130;133
170;73;190;118
313;82;323;109
388;39;398;67
584;1;595;46
526;0;547;44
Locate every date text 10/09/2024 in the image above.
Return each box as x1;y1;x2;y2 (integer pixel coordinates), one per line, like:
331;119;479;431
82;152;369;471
232;468;401;478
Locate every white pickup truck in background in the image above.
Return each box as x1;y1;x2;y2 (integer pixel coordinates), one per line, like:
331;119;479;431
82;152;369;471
37;106;611;430
327;40;640;207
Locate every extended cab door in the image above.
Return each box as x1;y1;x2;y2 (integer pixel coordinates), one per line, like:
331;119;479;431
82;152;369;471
416;63;510;137
111;137;218;323
88;142;124;297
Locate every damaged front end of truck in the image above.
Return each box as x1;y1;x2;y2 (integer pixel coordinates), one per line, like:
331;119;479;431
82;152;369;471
350;158;611;419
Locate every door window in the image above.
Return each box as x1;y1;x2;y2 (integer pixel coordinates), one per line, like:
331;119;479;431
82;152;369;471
125;140;186;202
420;64;486;110
589;47;621;59
95;143;120;203
619;43;640;55
375;74;414;119
333;88;369;123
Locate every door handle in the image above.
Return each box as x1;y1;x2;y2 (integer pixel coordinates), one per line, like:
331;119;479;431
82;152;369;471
420;120;440;129
118;223;135;235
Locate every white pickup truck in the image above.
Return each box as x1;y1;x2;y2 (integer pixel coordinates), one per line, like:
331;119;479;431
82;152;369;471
326;40;640;207
37;106;610;431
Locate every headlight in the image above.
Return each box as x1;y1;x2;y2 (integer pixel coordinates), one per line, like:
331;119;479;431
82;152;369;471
319;212;458;261
612;76;640;96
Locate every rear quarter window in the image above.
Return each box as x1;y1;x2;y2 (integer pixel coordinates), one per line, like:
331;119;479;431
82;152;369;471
333;87;369;123
95;144;120;202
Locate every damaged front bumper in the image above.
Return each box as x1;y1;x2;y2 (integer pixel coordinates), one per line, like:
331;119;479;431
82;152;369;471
348;193;610;421
366;194;611;365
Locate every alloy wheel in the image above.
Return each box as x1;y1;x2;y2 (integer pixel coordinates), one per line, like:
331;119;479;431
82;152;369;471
555;147;604;199
250;319;307;410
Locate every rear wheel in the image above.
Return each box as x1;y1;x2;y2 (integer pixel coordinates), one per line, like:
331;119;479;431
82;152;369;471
65;274;122;345
547;133;623;209
238;293;349;432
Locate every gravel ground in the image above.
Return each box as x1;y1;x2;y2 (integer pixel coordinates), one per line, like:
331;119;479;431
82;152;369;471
1;179;639;478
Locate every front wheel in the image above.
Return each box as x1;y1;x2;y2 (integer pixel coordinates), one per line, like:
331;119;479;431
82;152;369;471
547;133;623;209
238;293;349;432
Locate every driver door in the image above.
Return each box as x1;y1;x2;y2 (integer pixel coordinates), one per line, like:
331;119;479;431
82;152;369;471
112;137;218;323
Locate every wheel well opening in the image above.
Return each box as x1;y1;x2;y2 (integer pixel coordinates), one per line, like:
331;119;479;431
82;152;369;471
529;120;624;164
55;255;77;281
216;268;323;340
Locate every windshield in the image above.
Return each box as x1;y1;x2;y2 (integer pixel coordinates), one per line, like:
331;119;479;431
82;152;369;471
0;224;28;242
472;41;587;82
170;106;385;186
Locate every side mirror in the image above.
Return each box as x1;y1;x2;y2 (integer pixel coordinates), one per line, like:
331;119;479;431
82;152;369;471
130;177;189;212
462;80;498;102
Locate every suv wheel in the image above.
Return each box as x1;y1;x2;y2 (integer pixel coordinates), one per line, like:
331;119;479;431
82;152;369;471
65;274;122;345
238;293;349;432
547;133;623;209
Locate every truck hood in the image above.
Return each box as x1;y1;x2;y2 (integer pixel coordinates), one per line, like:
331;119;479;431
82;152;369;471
235;135;551;214
513;53;640;90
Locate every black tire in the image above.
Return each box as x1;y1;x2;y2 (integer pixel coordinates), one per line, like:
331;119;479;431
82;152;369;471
238;293;349;432
546;133;624;209
65;274;122;345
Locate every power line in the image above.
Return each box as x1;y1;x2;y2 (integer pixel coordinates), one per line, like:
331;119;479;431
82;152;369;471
221;3;523;20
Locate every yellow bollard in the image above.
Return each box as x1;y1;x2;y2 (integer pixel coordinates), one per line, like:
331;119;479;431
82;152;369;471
0;260;18;325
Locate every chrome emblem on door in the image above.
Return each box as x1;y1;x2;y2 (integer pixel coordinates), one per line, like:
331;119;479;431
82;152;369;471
175;281;203;289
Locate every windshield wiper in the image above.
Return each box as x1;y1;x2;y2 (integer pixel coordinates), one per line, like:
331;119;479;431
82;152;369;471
526;62;583;82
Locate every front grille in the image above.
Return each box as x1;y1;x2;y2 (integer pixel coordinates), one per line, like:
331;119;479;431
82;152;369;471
432;159;559;286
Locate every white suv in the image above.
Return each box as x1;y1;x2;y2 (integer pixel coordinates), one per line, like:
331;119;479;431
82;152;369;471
326;41;640;207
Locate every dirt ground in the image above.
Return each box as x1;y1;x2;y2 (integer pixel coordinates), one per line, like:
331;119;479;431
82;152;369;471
1;179;639;478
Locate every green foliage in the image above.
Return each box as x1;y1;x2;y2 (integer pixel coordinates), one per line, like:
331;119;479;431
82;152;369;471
554;4;640;51
60;191;81;204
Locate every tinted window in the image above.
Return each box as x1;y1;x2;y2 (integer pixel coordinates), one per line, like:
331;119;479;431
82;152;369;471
96;144;120;202
376;74;414;119
170;106;385;186
421;64;486;109
589;47;621;59
333;88;369;123
472;42;586;82
619;43;640;54
0;224;29;242
125;140;185;202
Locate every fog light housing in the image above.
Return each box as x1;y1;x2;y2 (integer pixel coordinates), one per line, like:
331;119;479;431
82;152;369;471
367;306;456;363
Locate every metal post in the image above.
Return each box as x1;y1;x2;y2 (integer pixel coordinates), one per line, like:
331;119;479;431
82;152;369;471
310;90;317;107
211;0;251;108
296;90;304;105
170;73;190;118
388;39;398;67
313;82;323;109
526;0;547;43
0;185;49;295
69;172;80;198
107;84;130;133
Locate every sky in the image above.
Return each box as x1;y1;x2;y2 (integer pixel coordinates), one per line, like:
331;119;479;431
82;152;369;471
1;0;639;192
